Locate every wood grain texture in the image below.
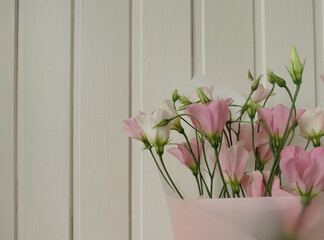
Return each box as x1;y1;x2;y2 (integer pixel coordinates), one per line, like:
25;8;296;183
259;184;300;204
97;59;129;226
0;1;15;239
17;0;71;239
73;0;131;239
132;1;192;239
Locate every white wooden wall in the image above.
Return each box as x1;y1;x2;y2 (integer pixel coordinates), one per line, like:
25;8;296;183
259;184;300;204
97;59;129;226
0;0;323;240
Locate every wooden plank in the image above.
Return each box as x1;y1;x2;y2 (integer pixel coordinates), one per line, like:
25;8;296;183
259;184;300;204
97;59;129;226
17;0;71;239
204;0;254;95
132;0;192;239
314;0;324;106
73;0;131;239
0;0;16;239
264;0;316;108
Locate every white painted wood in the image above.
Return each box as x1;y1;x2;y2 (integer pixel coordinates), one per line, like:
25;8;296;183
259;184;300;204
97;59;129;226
314;0;324;106
73;0;131;239
204;0;254;95
132;1;192;239
0;1;15;239
17;0;71;239
264;0;316;108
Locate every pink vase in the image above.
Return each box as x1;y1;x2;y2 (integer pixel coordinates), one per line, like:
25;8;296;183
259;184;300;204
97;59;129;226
166;194;324;240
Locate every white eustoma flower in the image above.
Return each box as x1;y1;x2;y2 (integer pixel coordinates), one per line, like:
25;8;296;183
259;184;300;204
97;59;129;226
249;79;275;103
160;100;181;130
136;104;173;148
298;106;324;139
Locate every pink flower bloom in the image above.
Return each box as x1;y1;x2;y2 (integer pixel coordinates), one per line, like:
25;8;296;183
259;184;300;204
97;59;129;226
167;138;202;172
298;106;324;139
257;104;305;138
280;146;324;195
257;143;273;167
248;79;275;103
217;141;248;183
122;111;146;141
241;171;291;197
185;98;231;142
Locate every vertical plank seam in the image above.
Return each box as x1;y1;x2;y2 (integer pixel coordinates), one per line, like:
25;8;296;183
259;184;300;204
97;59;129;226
14;0;19;239
128;0;133;239
260;0;267;80
201;0;206;76
70;0;75;239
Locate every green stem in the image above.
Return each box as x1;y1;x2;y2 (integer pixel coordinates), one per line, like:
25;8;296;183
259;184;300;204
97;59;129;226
149;149;174;191
264;84;301;196
250;121;259;170
195;174;202;195
262;84;275;108
212;147;230;198
158;153;183;199
305;139;310;150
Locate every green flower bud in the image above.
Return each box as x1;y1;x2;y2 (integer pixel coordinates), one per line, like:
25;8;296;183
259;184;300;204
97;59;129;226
197;87;211;104
172;89;179;103
288;45;304;85
178;95;192;105
267;69;276;84
251;75;263;92
268;69;286;88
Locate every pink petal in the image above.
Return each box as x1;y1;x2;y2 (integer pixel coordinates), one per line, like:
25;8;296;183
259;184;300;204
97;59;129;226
185;103;213;135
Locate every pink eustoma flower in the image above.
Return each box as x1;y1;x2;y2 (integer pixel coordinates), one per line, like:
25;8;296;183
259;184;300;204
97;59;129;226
217;141;248;184
280;146;324;195
167;138;202;174
241;171;291;197
185;98;231;143
257;104;305;139
257;143;273;168
122;111;147;141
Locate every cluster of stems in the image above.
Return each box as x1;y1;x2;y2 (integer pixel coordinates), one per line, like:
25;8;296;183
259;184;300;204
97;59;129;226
148;64;307;200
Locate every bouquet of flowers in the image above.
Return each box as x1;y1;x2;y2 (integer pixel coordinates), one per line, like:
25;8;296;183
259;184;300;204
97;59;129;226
122;46;324;240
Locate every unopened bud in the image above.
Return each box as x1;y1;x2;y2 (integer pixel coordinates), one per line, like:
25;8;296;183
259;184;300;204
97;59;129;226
178;95;192;105
172;89;179;102
288;45;304;85
197;87;211;104
268;69;286;88
251;75;263;91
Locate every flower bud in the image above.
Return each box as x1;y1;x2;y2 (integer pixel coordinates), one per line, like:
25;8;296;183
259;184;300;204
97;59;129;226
288;45;304;84
172;89;179;103
267;69;276;84
251;75;262;92
178;95;192;105
268;69;286;88
196;87;211;104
